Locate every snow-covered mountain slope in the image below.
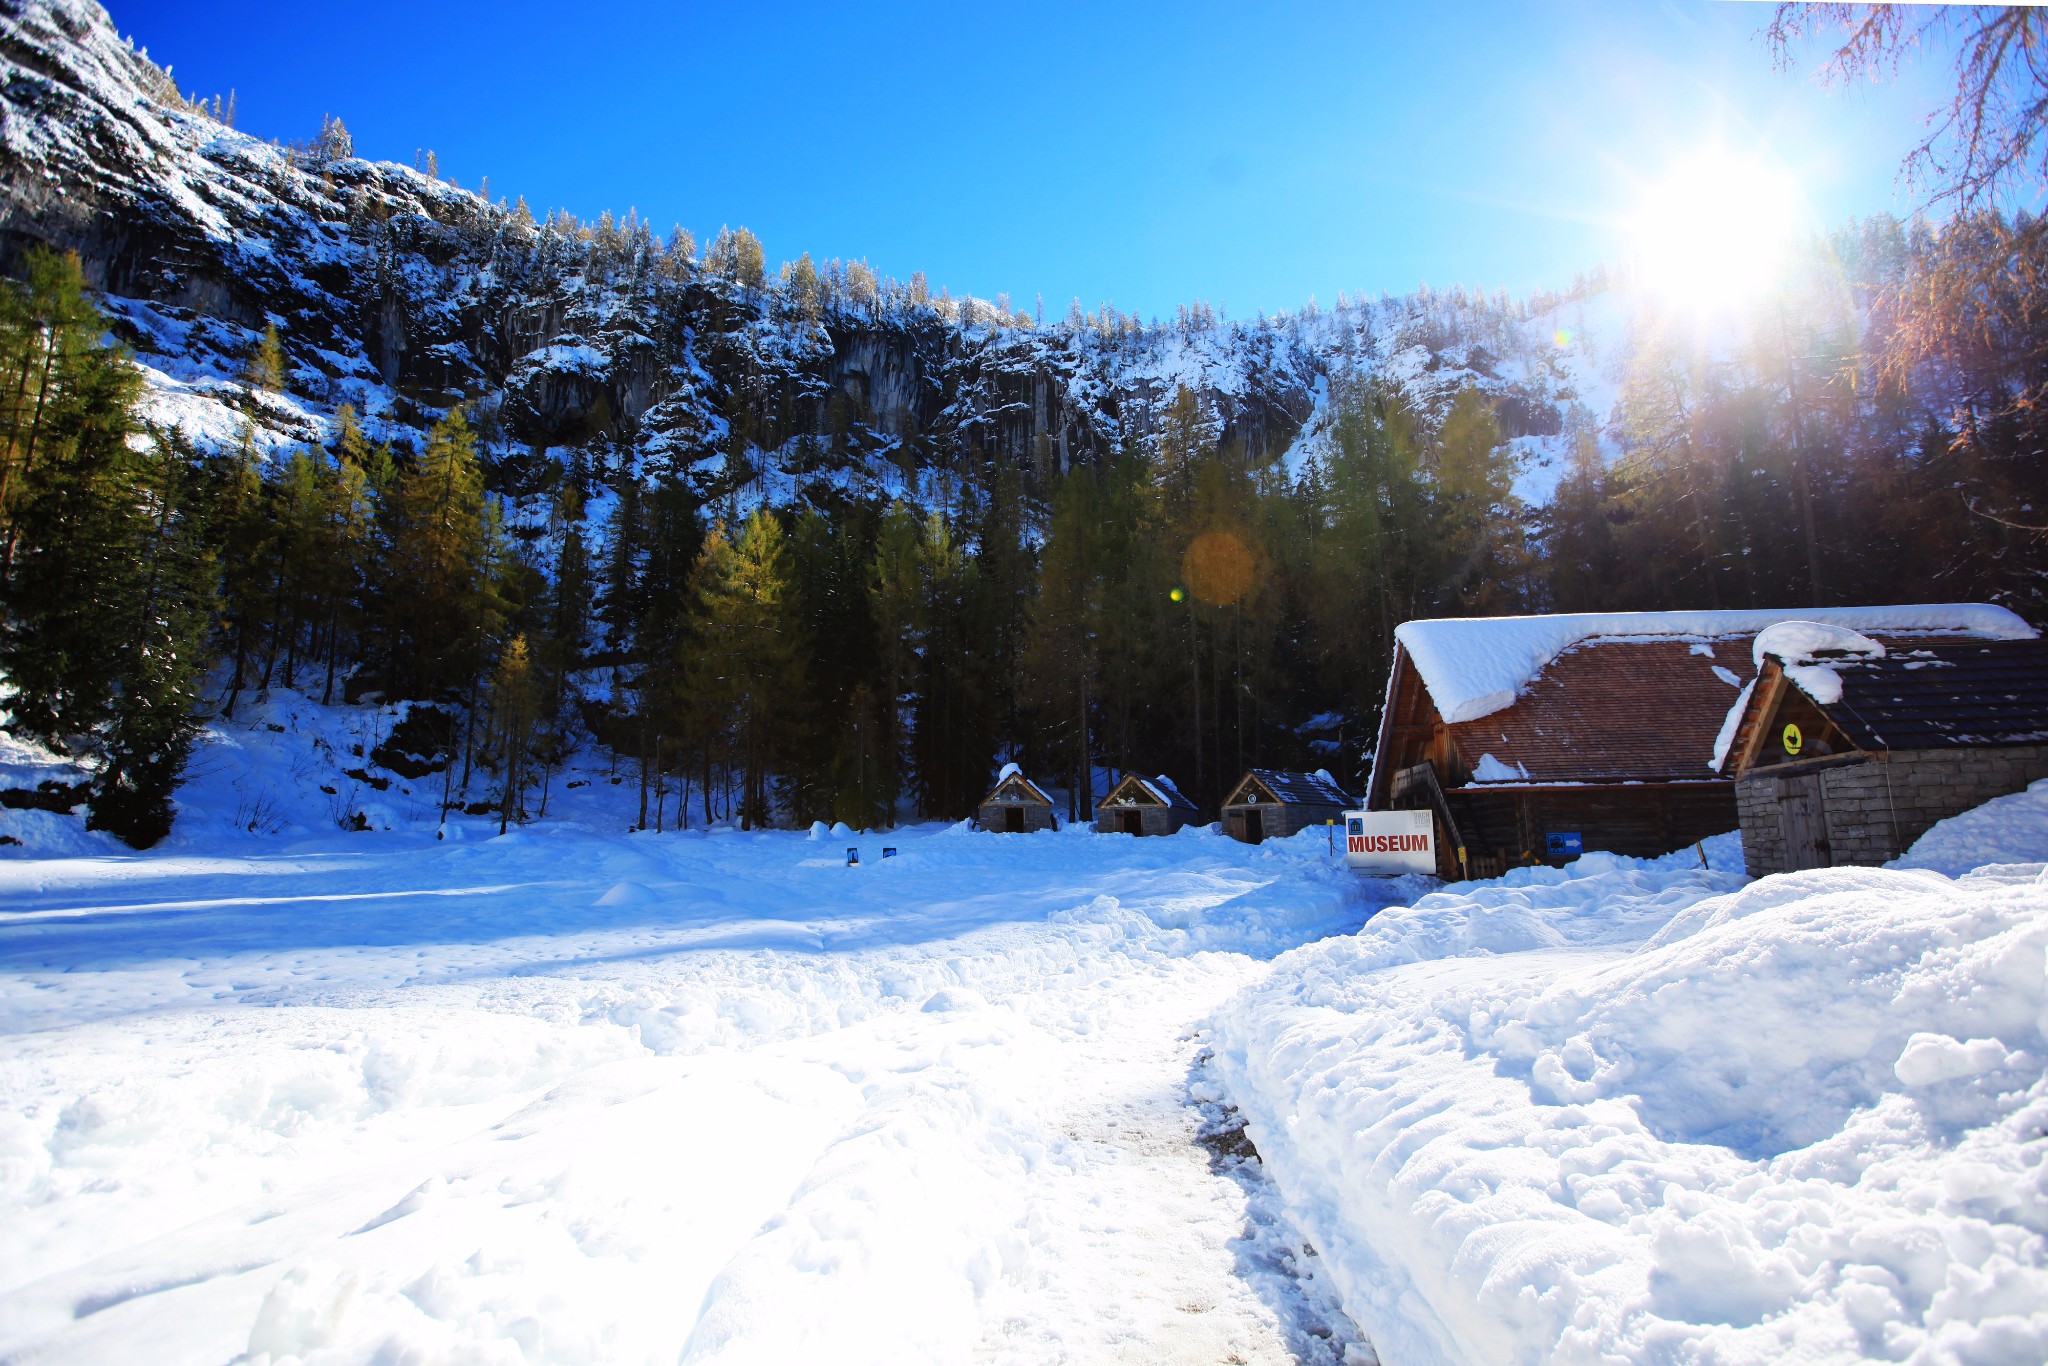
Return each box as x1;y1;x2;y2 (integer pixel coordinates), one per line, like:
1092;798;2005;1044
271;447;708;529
0;0;1616;507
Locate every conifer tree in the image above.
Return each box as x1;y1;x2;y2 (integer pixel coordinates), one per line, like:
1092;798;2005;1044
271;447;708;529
382;405;489;698
89;426;218;845
490;633;538;833
1023;467;1104;818
868;500;922;820
0;252;216;845
0;247;106;590
685;509;796;828
242;321;285;393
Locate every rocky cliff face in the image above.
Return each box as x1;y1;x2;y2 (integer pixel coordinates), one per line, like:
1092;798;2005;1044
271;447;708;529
0;0;1603;506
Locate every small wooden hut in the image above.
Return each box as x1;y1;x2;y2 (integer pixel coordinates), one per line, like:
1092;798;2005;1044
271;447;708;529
1720;633;2048;876
1094;773;1199;836
976;769;1057;832
1221;769;1351;843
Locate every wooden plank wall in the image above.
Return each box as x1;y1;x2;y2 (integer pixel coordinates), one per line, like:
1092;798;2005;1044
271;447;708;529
1449;784;1737;864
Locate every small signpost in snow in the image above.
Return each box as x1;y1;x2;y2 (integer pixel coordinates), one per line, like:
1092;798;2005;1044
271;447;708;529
1342;809;1436;876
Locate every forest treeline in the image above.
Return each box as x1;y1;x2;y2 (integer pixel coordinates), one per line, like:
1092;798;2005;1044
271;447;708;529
1;210;2043;845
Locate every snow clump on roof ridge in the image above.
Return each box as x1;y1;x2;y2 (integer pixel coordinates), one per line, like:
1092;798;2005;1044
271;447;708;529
1751;620;1886;670
1753;620;1887;707
1395;604;2035;726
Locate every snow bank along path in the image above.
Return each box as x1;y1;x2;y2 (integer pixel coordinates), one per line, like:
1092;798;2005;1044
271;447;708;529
0;816;1386;1363
1209;812;2048;1364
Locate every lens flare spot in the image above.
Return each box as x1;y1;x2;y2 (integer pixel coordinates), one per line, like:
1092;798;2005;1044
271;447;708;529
1169;586;1185;603
1181;530;1258;606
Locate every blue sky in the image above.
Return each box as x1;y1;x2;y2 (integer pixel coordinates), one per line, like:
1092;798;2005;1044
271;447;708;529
113;0;1956;320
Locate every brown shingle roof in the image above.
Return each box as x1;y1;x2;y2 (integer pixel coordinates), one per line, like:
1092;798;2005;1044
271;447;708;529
1446;637;1748;784
1444;632;2008;786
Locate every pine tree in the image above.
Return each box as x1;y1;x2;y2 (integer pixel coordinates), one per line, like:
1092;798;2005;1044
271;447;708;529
868;500;922;822
242;321;285;393
0;247;105;589
0;253;149;748
686;509;796;828
0;251;216;845
382;405;489;698
490;633;538;833
89;426;218;845
1023;467;1103;819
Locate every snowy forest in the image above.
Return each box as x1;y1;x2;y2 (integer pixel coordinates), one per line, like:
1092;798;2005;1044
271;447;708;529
1;1;2045;846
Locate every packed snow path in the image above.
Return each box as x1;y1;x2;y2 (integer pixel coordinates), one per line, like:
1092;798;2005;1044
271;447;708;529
0;819;1376;1364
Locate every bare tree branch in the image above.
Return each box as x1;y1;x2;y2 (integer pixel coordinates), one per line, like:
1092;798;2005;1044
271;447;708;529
1770;5;2048;211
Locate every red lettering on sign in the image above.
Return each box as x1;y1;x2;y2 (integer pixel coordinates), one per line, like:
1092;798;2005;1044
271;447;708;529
1348;833;1431;854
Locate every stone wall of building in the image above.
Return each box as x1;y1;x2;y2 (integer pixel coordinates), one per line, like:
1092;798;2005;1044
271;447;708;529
1737;745;2048;877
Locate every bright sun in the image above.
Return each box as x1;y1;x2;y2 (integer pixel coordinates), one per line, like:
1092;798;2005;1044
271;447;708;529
1629;150;1807;313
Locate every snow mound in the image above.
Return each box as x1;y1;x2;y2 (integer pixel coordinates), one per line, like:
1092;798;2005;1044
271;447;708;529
1394;604;2031;725
994;761;1021;785
1469;752;1529;783
1892;778;2048;877
1208;831;2048;1364
1753;621;1887;707
1751;619;1886;669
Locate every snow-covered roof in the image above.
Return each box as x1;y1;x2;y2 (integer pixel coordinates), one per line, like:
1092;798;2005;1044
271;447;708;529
1724;637;2048;768
981;769;1052;806
1394;605;2036;726
1099;773;1198;811
1227;769;1352;807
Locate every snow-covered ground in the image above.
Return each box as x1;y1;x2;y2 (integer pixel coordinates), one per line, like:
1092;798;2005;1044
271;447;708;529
1209;804;2048;1364
0;784;1386;1363
9;687;2048;1364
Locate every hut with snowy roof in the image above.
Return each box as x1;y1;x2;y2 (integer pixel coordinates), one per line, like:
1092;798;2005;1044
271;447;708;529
1094;773;1199;836
1221;769;1351;844
1367;604;2036;880
976;766;1057;833
1716;621;2048;877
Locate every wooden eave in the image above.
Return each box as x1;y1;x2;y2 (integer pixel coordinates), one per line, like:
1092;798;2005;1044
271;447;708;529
1727;660;1861;777
984;773;1053;806
1098;774;1164;808
1223;774;1282;808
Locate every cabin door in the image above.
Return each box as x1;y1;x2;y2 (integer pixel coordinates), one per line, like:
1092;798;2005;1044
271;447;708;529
1004;806;1025;833
1777;774;1831;871
1243;809;1264;843
1119;809;1143;836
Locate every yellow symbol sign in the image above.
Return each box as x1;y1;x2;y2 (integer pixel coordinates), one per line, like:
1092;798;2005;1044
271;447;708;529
1782;722;1804;756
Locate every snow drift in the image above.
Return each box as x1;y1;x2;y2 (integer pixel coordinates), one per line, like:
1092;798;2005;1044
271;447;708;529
1208;811;2048;1364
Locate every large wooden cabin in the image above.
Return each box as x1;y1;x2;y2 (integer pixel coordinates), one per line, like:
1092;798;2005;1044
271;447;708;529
1367;606;2035;880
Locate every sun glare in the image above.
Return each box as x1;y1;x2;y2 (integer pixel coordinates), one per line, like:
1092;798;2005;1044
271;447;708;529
1629;150;1807;314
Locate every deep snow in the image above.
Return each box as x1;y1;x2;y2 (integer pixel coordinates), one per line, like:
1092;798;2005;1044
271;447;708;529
0;782;1385;1363
9;692;2048;1363
1207;818;2048;1364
